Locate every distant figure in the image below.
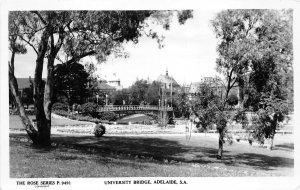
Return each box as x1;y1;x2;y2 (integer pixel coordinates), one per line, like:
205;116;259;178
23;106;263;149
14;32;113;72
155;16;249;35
194;114;200;128
186;113;195;140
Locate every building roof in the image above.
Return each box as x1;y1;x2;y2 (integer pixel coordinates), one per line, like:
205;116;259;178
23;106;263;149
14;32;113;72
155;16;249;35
156;70;180;87
16;78;31;89
184;77;224;94
17;78;46;89
91;81;116;91
98;82;116;90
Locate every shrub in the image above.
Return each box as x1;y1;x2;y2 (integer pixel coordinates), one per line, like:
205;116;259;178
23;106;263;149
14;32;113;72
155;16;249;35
158;114;168;127
52;109;69;117
146;113;158;120
168;116;175;124
227;93;238;107
80;102;98;115
94;123;106;137
195;127;206;133
99;112;117;121
233;109;249;128
52;102;68;111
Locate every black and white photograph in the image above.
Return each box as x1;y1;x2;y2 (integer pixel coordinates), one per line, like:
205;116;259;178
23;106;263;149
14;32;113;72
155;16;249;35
0;0;299;189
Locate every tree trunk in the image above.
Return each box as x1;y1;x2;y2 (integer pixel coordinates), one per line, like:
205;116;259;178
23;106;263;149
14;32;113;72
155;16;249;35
9;70;39;142
33;29;52;146
66;90;71;112
268;116;279;150
238;87;244;109
36;28;65;146
217;131;224;159
34;79;51;146
42;54;55;146
237;75;244;109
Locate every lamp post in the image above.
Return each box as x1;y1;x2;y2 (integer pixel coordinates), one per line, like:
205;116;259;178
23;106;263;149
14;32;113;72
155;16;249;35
165;99;167;110
96;94;99;105
105;94;108;106
170;76;173;107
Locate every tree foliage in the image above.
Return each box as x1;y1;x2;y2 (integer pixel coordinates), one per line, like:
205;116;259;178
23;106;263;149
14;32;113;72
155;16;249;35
227;93;238;107
21;87;34;108
147;81;161;105
191;81;232;159
112;89;130;105
211;9;293;151
194;83;220;130
211;9;293;109
112;80;161;106
54;62;90;105
172;89;190;118
128;79;150;105
249;93;289;147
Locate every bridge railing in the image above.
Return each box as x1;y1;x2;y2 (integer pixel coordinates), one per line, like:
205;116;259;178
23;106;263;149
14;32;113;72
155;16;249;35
98;105;173;112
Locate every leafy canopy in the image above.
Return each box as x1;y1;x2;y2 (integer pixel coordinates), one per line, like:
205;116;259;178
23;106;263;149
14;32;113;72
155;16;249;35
9;10;193;65
53;62;90;105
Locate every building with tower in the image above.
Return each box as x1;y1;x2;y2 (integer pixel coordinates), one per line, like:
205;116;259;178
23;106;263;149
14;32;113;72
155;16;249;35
156;69;180;91
106;73;123;91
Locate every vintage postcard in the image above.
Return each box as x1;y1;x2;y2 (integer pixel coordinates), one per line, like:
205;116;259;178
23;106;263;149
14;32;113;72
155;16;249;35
1;0;299;189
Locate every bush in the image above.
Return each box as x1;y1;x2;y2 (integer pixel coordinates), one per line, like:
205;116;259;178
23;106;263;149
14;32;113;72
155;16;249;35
233;109;249;128
80;102;98;115
158;114;168;127
195;127;206;133
168;116;175;125
52;102;68;111
99;112;117;121
94;123;106;137
227;94;238;107
52;109;69;117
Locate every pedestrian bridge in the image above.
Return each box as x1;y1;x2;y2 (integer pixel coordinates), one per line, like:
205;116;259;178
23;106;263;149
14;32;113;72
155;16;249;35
98;105;173;113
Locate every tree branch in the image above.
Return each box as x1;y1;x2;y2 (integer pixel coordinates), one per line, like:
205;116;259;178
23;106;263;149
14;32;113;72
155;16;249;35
64;50;96;65
229;78;238;89
50;33;55;50
18;35;38;54
8;44;38;139
30;11;47;25
10;51;15;73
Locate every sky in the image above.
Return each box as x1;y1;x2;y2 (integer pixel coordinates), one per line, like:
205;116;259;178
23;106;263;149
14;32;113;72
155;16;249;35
14;10;221;87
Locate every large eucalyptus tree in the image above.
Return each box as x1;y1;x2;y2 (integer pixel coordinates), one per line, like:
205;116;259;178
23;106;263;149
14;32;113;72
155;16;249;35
210;9;292;157
9;10;193;146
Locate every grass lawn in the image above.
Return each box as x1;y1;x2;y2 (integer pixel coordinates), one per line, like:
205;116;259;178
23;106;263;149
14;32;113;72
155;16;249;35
9;114;294;177
117;114;154;123
10;133;293;178
10;139;248;178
